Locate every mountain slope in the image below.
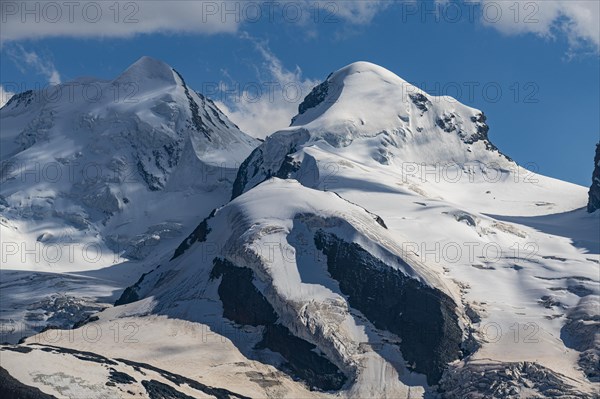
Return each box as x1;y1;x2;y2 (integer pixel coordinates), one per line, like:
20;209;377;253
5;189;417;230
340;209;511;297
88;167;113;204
0;56;258;341
227;62;598;395
116;178;469;392
0;61;597;399
234;61;585;216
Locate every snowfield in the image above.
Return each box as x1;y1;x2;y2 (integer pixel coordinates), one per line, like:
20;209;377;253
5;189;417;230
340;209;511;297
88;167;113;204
1;59;598;398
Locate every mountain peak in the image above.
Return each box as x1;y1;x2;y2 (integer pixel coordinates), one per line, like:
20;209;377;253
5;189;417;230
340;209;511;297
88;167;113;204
293;60;493;140
329;61;408;85
115;56;176;86
291;61;416;127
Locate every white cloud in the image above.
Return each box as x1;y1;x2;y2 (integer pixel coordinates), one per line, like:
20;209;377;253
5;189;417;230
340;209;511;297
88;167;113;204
0;1;240;42
7;45;61;85
329;0;392;24
0;86;15;108
291;0;391;25
473;0;600;53
0;1;391;43
215;35;320;139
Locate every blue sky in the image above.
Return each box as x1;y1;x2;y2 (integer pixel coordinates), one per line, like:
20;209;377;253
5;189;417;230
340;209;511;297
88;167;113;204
1;0;598;186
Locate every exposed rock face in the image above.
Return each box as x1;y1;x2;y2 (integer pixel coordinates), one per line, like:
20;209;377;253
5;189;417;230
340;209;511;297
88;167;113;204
409;93;431;113
0;367;57;399
231;147;264;200
588;143;600;213
2;90;34;110
210;258;347;391
114;272;147;306
439;360;594;398
231;129;311;199
210;258;278;326
232;147;301;200
0;343;251;399
141;380;196;399
256;324;347;392
560;295;600;383
24;294;105;332
171;210;215;260
314;232;463;385
114;357;251;399
291;77;331;125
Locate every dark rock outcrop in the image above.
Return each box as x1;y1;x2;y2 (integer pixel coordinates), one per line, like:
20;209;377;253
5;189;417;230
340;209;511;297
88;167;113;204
28;343;118;366
587;143;600;213
171;210;215;260
173;69;212;141
560;295;600;383
231;142;303;200
231;146;264;199
291;77;331;125
210;258;347;391
409;93;431;113
466;113;509;158
256;324;347;391
314;231;463;385
210;259;277;326
0;367;57;399
2;90;34;110
115;357;251;399
141;380;197;399
107;368;136;386
439;360;593;398
114;270;150;306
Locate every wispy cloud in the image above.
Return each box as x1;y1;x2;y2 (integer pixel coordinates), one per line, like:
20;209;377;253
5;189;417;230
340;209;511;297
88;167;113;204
1;1;391;43
325;0;392;25
8;45;62;85
215;34;320;139
469;0;599;54
1;1;239;43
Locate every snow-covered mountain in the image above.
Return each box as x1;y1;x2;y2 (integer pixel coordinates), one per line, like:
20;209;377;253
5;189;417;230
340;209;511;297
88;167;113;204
226;62;598;395
114;178;466;394
1;61;597;399
233;62;584;216
0;56;258;340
